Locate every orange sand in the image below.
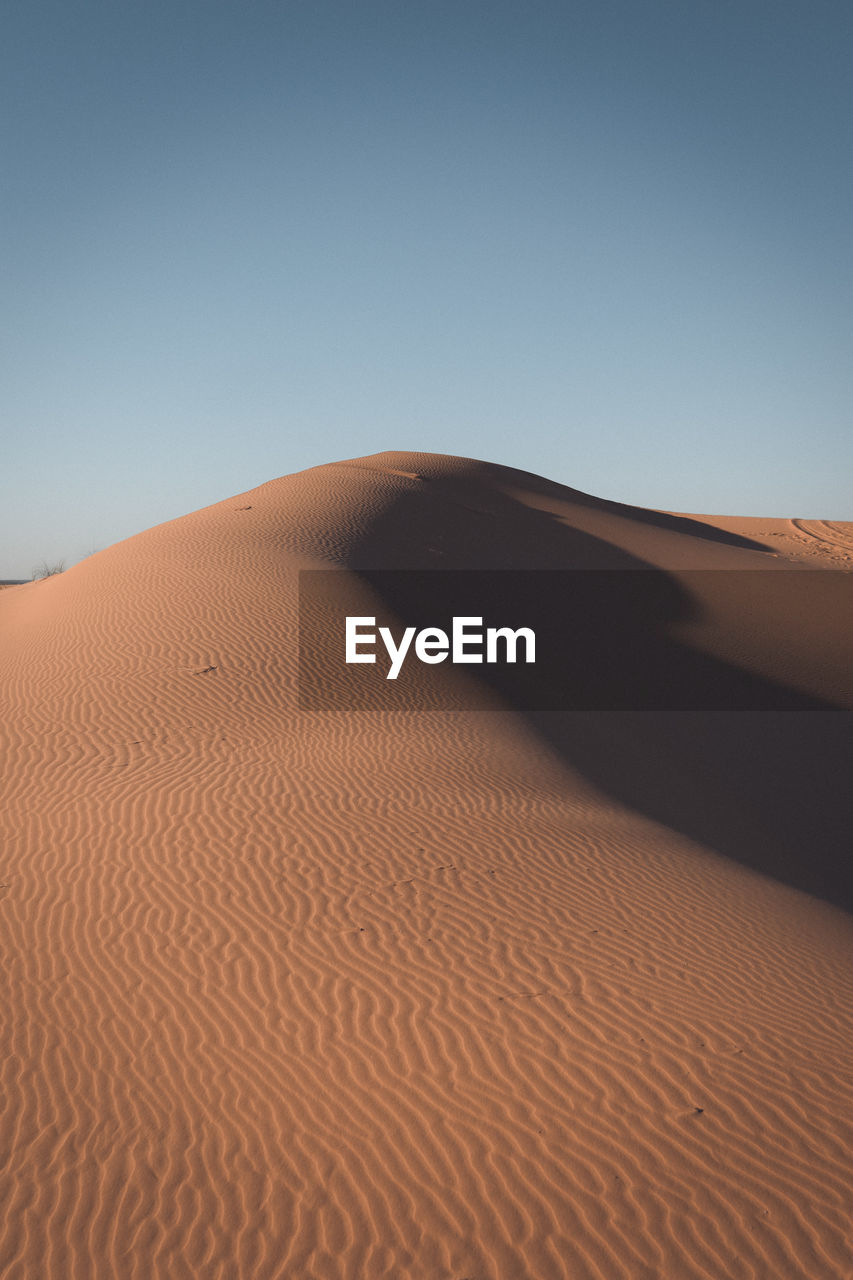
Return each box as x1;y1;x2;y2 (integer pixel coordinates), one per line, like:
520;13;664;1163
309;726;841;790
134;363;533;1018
1;452;851;1278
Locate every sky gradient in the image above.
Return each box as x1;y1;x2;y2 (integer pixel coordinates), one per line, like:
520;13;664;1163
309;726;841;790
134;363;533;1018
3;0;852;577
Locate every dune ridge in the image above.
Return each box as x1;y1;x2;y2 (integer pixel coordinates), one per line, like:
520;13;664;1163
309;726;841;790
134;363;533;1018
1;451;851;1279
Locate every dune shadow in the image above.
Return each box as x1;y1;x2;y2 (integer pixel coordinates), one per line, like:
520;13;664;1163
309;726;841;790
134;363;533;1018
451;461;775;554
337;467;853;914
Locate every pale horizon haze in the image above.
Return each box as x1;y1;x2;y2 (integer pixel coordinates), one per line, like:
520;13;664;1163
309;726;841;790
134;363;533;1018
3;0;852;578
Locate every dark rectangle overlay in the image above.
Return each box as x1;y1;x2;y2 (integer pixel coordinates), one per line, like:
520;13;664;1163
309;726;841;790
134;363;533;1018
298;569;853;711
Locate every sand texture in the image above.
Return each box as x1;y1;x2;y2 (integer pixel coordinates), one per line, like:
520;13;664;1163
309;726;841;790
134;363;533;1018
1;452;852;1279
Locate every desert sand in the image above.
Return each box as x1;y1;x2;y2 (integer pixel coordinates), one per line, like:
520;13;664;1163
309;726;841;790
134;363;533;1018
1;451;851;1279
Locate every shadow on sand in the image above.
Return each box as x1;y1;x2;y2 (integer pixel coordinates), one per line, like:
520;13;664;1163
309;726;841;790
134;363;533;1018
339;465;853;914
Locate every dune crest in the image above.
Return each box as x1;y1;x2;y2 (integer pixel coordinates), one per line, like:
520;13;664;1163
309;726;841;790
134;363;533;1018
1;451;851;1279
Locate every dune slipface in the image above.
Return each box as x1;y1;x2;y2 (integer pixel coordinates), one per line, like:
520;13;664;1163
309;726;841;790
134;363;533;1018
1;451;852;1279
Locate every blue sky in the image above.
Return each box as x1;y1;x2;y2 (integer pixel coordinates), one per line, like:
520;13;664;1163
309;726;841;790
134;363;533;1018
3;0;851;577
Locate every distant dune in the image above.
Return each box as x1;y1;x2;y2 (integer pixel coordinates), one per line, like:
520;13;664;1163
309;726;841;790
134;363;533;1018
1;451;851;1279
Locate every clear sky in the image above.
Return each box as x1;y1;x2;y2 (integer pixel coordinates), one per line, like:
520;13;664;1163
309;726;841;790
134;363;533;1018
3;0;851;577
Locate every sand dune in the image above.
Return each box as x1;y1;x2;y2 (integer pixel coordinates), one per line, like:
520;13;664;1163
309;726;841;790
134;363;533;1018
1;451;851;1279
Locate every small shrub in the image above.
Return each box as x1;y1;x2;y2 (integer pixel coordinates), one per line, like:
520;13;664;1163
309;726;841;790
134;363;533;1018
32;560;65;580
